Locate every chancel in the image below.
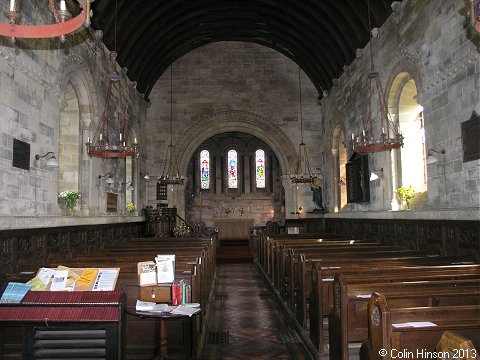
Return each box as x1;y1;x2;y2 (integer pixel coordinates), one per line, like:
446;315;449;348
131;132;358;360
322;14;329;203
0;0;479;359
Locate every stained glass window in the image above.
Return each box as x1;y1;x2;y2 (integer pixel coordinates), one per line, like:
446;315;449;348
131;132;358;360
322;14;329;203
255;149;266;188
227;149;238;188
200;150;210;189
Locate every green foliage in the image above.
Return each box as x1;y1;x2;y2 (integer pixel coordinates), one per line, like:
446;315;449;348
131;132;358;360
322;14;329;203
395;185;416;209
58;191;80;215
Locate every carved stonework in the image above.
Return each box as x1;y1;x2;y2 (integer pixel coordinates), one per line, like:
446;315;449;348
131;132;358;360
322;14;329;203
175;110;298;175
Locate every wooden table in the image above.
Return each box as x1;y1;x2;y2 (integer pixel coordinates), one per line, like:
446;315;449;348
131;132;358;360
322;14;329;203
126;306;198;360
214;218;254;240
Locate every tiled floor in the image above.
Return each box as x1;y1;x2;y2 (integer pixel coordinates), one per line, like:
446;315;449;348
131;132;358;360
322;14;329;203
200;263;313;360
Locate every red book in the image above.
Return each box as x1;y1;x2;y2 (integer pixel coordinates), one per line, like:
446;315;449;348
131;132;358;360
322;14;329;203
171;284;180;306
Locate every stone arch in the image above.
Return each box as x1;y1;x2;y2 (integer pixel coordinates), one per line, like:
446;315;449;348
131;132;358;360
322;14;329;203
384;53;425;117
176;110;298;177
384;54;427;210
55;56;99;215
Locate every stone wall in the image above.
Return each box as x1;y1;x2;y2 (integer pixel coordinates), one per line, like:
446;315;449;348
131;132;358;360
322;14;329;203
145;0;479;220
320;0;479;212
0;6;148;221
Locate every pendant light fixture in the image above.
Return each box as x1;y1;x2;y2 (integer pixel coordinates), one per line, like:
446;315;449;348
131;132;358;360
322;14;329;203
291;66;317;184
1;0;93;44
351;0;404;153
85;0;139;159
159;65;184;185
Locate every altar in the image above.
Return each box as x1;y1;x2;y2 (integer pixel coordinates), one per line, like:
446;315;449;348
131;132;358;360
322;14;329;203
214;218;254;240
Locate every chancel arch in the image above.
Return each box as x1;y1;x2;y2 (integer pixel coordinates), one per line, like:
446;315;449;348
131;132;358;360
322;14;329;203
172;110;298;221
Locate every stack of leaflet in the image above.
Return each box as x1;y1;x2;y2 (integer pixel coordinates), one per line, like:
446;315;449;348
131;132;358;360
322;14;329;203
155;255;175;284
171;303;201;317
0;282;31;303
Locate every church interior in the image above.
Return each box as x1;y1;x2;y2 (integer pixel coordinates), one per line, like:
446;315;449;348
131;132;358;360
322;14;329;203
0;0;479;359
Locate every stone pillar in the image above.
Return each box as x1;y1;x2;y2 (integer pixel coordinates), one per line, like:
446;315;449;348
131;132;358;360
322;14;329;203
215;156;222;195
281;175;297;219
331;148;339;213
244;155;250;195
80;117;92;216
170;181;187;219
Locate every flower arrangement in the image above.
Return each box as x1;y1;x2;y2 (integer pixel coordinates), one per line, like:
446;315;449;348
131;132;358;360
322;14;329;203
126;202;136;215
58;191;80;216
239;208;245;217
173;223;192;237
224;208;231;216
395;185;416;209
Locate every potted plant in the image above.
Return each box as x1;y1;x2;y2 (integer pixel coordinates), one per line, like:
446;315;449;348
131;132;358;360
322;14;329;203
395;185;416;210
58;191;80;216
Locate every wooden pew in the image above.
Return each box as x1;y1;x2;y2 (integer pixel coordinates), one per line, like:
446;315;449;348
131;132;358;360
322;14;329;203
330;275;480;360
289;247;438;317
43;236;214;359
309;262;480;353
436;331;478;359
367;292;480;360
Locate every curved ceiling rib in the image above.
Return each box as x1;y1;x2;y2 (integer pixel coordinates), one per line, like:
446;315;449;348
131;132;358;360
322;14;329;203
91;0;400;100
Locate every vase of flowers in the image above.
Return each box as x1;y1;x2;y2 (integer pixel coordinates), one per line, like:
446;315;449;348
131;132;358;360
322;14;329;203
395;185;416;210
58;191;80;216
173;223;191;237
126;202;136;215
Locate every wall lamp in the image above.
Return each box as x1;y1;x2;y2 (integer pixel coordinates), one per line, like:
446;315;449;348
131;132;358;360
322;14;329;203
426;149;445;164
339;176;346;186
370;168;383;181
140;172;150;180
123;181;134;191
35;152;59;168
98;173;115;184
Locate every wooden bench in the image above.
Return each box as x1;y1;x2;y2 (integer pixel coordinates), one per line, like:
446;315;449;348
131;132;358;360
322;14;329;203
366;292;480;360
309;262;480;353
330;275;480;359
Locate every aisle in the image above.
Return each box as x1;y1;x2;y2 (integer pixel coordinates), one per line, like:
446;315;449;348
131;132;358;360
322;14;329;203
200;263;312;359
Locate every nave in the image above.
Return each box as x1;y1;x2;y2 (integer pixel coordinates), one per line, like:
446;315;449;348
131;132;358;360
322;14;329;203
200;262;312;360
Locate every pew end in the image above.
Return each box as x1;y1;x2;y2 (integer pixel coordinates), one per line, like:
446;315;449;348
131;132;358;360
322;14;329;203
436;331;477;360
367;292;391;360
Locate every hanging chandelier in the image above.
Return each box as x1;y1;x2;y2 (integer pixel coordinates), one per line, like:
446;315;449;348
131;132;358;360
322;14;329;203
85;1;139;159
1;0;93;44
351;0;404;154
468;0;480;33
291;67;317;184
159;65;184;185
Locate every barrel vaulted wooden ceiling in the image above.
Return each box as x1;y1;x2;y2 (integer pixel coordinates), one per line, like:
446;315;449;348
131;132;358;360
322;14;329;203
91;0;401;100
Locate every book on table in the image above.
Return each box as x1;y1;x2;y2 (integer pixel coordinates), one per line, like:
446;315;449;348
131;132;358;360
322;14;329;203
0;282;32;303
137;261;157;287
155;255;175;284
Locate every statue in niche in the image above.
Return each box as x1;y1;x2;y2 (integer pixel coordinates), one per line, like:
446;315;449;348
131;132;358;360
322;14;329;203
311;178;325;212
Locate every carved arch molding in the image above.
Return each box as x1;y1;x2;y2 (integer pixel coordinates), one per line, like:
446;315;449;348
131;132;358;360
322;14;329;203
176;110;298;176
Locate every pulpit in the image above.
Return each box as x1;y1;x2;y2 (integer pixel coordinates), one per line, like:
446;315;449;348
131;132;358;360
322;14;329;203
214;218;254;241
144;207;177;237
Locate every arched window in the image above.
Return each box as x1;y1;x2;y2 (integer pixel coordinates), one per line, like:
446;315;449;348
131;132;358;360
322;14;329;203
255;149;266;188
227;149;238;189
388;73;426;210
200;149;210;189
